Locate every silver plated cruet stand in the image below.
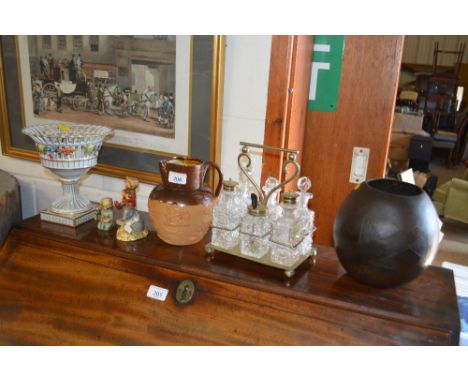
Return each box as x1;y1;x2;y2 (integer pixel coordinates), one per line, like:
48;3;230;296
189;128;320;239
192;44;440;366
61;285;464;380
206;142;317;278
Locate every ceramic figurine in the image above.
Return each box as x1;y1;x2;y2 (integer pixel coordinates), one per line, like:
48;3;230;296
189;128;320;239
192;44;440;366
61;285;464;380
95;197;114;231
116;208;148;242
115;177;148;242
115;176;138;210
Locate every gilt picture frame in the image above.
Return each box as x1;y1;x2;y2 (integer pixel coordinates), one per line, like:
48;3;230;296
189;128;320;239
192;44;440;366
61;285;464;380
0;35;225;184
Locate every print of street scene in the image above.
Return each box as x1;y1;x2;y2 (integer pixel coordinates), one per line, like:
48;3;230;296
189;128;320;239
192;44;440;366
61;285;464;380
29;36;176;138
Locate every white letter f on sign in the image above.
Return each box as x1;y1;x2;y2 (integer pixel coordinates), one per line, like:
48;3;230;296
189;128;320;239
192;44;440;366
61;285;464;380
309;44;331;101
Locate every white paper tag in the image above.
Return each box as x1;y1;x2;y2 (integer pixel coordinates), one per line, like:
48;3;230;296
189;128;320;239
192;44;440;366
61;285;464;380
168;171;187;185
147;285;169;301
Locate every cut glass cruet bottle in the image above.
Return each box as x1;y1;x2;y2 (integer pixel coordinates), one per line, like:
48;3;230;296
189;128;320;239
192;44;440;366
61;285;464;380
239;194;271;258
295;176;315;257
211;179;243;249
270;192;303;266
296;176;314;236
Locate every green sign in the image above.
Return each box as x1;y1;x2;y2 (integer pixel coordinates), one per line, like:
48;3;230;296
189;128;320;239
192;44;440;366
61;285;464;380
308;35;345;112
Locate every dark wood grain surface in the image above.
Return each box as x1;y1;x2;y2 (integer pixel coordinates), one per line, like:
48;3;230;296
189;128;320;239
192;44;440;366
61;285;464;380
0;214;460;345
301;36;404;245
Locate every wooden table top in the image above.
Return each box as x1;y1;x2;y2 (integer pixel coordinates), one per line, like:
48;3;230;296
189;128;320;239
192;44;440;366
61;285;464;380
0;214;459;343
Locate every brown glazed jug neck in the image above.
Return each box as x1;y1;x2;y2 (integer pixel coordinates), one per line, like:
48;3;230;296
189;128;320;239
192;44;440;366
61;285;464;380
159;157;205;192
149;183;215;206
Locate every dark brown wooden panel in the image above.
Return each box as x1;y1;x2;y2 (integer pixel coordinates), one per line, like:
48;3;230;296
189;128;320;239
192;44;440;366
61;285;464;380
301;36;404;245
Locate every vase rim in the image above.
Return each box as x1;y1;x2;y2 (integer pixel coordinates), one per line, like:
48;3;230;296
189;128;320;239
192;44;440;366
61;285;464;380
366;178;423;197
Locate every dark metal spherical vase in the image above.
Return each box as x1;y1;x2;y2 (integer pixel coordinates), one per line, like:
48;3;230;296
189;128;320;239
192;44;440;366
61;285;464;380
333;179;440;288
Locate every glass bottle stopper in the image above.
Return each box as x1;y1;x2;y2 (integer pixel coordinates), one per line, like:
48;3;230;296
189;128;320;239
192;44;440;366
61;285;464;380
297;176;312;193
263;176;280;193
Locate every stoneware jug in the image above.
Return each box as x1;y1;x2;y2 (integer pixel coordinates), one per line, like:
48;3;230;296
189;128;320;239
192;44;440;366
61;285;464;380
148;157;223;246
333;178;441;288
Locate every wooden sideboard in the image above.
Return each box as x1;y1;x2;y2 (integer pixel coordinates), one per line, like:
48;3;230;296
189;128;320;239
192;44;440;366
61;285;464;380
0;215;460;345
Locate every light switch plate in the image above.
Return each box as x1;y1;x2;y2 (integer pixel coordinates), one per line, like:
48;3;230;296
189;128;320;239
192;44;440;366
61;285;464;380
349;147;370;184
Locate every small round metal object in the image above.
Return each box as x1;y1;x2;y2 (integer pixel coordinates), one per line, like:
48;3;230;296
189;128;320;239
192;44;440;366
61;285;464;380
288;152;296;161
282;191;298;204
242;146;249;154
284;269;295;278
223;178;238;191
309;256;317;266
205;252;215;262
312;247;318;257
248;205;267;216
175;279;196;305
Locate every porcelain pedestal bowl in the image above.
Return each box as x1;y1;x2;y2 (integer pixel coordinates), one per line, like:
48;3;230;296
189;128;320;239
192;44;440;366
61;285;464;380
23;123;112;226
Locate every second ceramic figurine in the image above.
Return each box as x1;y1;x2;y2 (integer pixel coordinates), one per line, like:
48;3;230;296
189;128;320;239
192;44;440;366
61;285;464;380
115;177;148;242
95;197;114;231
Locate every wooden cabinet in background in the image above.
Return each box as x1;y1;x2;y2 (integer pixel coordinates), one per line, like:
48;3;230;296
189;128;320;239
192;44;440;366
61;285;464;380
0;215;460;345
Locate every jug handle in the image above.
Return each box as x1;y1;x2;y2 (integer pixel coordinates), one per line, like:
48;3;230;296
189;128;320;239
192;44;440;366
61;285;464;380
203;161;223;197
159;159;168;184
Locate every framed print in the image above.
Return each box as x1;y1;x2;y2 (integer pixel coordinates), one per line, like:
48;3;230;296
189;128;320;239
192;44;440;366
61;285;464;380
0;35;225;184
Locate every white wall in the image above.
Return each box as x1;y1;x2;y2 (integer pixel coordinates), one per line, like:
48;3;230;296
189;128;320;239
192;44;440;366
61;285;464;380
0;35;272;219
220;35;272;183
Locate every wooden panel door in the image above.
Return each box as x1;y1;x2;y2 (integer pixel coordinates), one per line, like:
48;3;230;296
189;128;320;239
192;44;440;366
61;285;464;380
301;36;404;245
261;36;313;188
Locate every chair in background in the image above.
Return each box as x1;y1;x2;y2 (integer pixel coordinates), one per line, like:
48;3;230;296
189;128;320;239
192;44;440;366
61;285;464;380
433;169;468;224
417;41;467;167
432;112;468;167
432;128;458;167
